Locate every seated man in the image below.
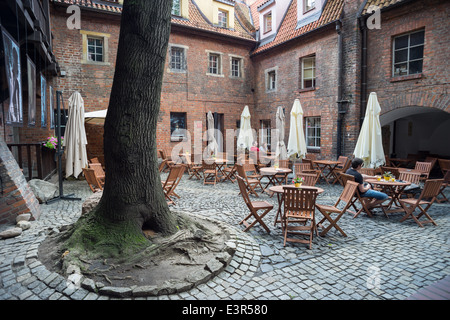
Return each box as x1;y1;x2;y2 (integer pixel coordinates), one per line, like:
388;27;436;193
346;158;388;211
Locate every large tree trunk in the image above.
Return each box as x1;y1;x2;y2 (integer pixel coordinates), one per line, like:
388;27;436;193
64;0;177;259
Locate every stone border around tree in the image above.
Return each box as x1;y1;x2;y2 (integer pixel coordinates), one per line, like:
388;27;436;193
27;211;259;298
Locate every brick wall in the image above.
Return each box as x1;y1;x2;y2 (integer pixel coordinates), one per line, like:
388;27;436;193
365;0;449;113
251;27;340;159
0;139;40;224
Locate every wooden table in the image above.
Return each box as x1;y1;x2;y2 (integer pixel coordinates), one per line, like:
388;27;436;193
260;167;292;192
204;158;230;181
389;158;414;168
268;185;324;226
366;178;411;217
312;160;341;185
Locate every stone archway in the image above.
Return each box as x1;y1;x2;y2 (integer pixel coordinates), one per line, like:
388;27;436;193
380;106;450;159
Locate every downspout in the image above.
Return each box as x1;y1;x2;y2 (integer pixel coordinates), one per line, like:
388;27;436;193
336;20;347;157
359;16;368;127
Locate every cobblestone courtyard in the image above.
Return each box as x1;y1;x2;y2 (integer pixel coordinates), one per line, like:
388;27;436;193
1;172;449;300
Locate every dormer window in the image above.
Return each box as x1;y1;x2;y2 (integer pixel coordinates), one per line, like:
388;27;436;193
304;0;316;13
172;0;181;16
218;10;228;28
263;12;272;34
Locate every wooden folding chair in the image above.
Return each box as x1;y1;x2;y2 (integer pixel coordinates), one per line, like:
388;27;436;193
294;162;317;175
339;173;374;218
381;166;400;179
282;186;318;248
414;161;433;181
202;160;218;185
88;163;105;186
295;172;319;186
398;171;422;198
436;170;449;203
236;176;272;233
275;160;290;184
162;165;185;205
316;181;359;237
184;155;202;180
438;159;450;177
223;163;237;183
399;179;444;227
158;149;174;172
89;157;100;164
82;167;103;192
332;157;351;185
236;164;261;197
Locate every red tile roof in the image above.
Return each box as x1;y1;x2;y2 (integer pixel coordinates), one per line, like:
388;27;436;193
360;0;406;15
52;0;255;42
251;0;344;55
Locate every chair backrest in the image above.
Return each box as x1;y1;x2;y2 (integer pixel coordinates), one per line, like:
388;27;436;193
414;161;432;175
82;167;103;192
399;171;421;185
295;172;318;186
236;164;248;181
337;156;348;167
305;153;316;160
339;181;359;205
424;157;437;169
243;162;257;173
278;160;290;169
380;166;400;179
294;163;313;173
339;172;355;186
163;165;185;192
341;158;352;172
419;179;443;200
443;170;450;183
89;163;105;178
438;159;450;175
202;160;216;171
283;186;317;217
360;168;375;176
89;157;100;164
237;176;252;209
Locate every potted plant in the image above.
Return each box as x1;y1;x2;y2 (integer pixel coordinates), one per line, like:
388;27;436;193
383;171;392;181
293;176;304;187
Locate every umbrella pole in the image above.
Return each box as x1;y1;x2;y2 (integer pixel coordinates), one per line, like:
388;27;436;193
46;91;81;204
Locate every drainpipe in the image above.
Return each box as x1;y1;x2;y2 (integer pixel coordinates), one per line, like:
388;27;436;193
359;17;368;127
336;20;347;157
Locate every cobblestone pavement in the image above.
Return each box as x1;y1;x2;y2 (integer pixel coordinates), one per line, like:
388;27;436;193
1;173;449;301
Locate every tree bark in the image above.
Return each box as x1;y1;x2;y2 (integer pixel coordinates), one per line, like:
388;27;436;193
65;0;178;258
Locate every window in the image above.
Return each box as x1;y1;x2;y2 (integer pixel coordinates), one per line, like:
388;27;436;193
172;0;181;16
263;12;272;33
301;55;316;89
267;70;276;90
218;10;228;28
170;112;187;142
87;37;103;62
208;53;222;75
80;30;110;65
169;46;186;71
231;57;242;78
393;29;424;77
304;0;316;13
305;117;321;148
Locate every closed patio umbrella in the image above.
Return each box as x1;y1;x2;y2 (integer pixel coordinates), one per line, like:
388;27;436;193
206;111;218;156
63;91;88;178
275;106;288;160
237;105;253;151
353;92;385;168
287;99;307;160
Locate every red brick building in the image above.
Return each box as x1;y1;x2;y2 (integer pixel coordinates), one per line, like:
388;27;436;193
1;0;449;223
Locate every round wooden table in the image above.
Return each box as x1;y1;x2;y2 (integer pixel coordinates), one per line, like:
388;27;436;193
312;160;341;185
366;178;411;216
268;185;324;226
260;167;292;192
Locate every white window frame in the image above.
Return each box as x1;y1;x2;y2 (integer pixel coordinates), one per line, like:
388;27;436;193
80;30;110;65
304;0;316;13
305;117;321;149
168;44;188;73
392;29;425;77
206;51;224;77
263;11;272;34
230;55;244;78
172;0;181;16
218;9;228;28
301;55;316;89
